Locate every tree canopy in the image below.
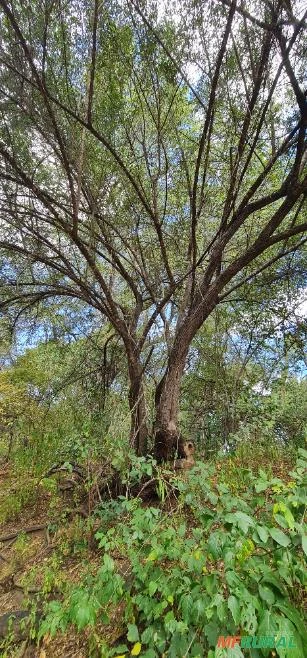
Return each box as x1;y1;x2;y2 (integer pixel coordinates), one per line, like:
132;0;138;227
0;0;306;455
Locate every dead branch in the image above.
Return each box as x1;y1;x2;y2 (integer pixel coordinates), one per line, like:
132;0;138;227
0;524;46;543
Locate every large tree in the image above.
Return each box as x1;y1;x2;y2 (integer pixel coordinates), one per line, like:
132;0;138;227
0;0;306;457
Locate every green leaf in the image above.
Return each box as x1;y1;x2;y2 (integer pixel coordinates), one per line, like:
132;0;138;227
207;532;224;558
114;645;128;654
258;584;275;605
282;506;295;530
227;647;245;658
73;597;96;630
274;601;307;644
204;621;219;646
275;617;305;658
274;513;289;529
258;609;280;655
241;602;257;634
228;595;240;624
180;593;194;623
269;527;290;547
168;633;189;657
258;610;279;635
203;574;217;596
148;581;158;596
103;553;115;571
225;570;242;589
224;511;254;534
191;642;205;657
235;511;255;533
127;624;139;643
302;534;307;557
256;525;269;543
255;480;269;493
193;598;206;621
261;572;287;595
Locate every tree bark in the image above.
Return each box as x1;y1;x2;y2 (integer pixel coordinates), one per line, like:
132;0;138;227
154;337;190;461
128;361;148;456
154;296;216;460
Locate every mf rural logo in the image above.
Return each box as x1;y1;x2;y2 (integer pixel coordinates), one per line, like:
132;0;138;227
217;635;297;650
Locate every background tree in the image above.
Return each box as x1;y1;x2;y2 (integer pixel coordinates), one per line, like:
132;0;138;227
0;0;306;457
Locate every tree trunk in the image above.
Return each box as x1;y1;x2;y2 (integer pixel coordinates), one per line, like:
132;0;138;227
128;363;148;456
154;297;216;460
154;341;190;461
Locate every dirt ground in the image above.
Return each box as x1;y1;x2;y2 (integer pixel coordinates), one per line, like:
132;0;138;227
0;464;123;658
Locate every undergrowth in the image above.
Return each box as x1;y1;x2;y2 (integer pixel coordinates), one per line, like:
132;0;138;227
33;448;307;657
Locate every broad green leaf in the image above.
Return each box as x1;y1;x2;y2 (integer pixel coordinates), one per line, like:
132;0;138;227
228;595;240;624
127;624;139;643
224;512;254;534
168;632;189;657
258;584;275;605
207;532;224;558
275;601;307;643
227;647;245;658
241;602;257;634
256;525;269;543
225;570;242;589
257;610;280;648
269;527;290;547
74;599;96;630
203;574;217;595
302;534;307;557
235;511;255;534
204;621;219;646
255;480;269;493
261;572;287;595
273;503;295;529
275;617;305;658
114;646;128;654
148;581;158;595
274;513;289;529
193;597;206;621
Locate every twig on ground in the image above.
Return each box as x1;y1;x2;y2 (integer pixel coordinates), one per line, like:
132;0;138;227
0;524;47;543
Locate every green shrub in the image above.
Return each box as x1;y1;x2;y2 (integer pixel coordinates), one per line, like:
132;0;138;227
38;449;307;657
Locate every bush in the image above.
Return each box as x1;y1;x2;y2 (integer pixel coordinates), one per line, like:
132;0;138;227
38;449;307;657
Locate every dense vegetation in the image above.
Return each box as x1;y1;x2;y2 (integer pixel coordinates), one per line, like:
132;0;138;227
0;0;306;656
0;303;306;657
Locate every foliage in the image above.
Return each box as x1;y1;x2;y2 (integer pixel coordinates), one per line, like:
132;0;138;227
38;449;307;657
182;312;307;453
0;474;37;524
0;332;131;473
0;0;306;453
0;1;306;653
